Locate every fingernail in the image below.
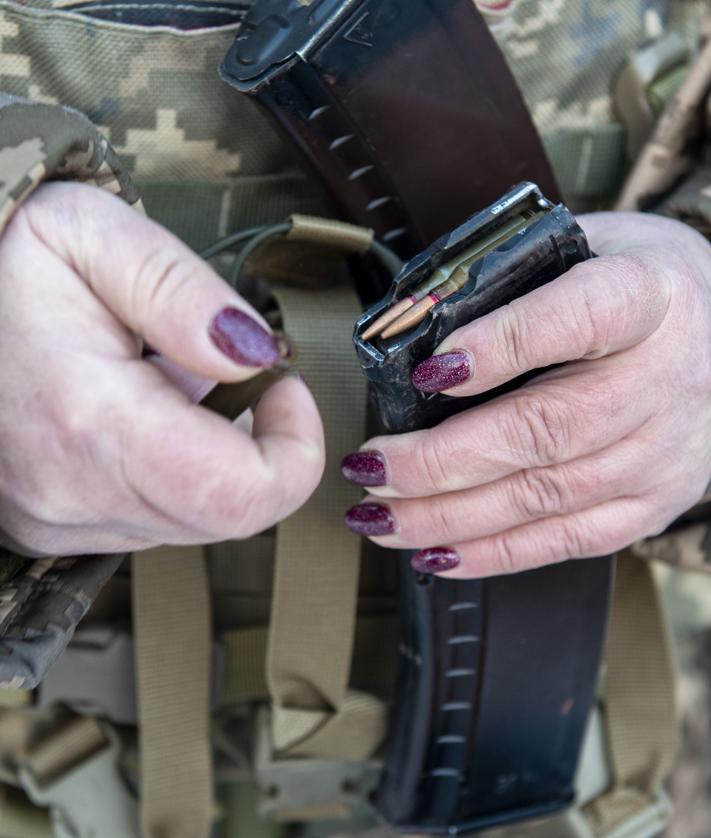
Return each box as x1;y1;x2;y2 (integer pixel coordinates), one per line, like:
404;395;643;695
411;547;461;574
412;350;472;393
344;503;397;536
341;450;387;487
209;307;281;368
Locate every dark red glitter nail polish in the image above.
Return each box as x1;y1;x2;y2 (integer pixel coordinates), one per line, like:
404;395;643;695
412;351;472;393
344;503;397;537
411;547;461;574
341;450;387;487
209;307;281;368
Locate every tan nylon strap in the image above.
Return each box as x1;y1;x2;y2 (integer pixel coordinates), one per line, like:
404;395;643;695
221;616;399;707
266;286;386;758
271;690;387;761
24;716;107;785
245;216;376;285
133;546;213;838
616;34;711;211
287;214;374;252
222;627;270;706
583;552;677;836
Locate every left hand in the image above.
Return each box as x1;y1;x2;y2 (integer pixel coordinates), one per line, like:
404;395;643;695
341;212;711;577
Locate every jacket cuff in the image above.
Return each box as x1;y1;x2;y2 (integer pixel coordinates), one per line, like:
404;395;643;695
0;554;126;689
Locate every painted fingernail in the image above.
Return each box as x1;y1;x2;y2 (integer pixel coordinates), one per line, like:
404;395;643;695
341;450;387;487
411;547;461;574
344;503;397;537
209;307;281;368
412;351;472;393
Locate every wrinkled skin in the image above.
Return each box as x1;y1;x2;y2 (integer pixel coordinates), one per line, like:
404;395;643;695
350;213;711;577
0;182;325;556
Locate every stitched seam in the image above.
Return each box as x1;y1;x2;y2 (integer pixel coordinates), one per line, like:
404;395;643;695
75;3;241;12
0;3;244;37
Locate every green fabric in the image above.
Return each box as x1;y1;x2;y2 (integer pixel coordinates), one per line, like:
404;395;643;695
648;64;688;115
218;781;284;838
137;174;331;254
543;125;626;202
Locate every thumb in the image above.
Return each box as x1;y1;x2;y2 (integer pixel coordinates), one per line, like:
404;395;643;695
28;182;281;382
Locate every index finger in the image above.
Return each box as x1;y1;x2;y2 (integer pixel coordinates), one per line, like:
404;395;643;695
412;251;671;396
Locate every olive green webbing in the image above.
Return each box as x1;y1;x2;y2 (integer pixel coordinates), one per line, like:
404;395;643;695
137;175;330;254
0;786;52;838
266;286;387;760
133;546;213;838
543;127;626;205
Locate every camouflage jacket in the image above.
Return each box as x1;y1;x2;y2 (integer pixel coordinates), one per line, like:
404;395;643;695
0;0;705;687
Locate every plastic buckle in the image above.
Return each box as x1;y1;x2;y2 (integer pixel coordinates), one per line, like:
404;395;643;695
605;790;673;838
253;709;380;820
614;32;689;159
37;624;138;726
37;622;224;727
18;723;139;838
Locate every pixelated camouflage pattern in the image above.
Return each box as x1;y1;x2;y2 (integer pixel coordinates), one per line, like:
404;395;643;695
0;0;700;188
0;0;706;694
494;0;702;135
0;3;289;184
0;96;141;232
0;554;125;688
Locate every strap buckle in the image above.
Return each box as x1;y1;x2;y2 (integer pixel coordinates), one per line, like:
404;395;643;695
37;621;225;728
253;709;379;821
18;719;139;838
605;790;673;838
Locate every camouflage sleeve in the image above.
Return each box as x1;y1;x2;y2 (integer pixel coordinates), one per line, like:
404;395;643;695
0;94;141;231
628;483;711;575
0;95;139;688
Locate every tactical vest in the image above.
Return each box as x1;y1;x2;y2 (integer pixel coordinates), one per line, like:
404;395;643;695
0;2;706;837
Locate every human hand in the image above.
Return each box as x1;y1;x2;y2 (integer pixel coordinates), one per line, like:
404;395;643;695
0;182;324;556
342;212;711;577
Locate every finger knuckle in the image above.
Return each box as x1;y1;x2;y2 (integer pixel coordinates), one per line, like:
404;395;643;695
559;517;589;558
514;467;567;519
574;284;609;358
205;468;272;539
490;535;521;575
413;433;456;493
47;390;103;467
509;392;570;464
607;252;670;326
428;497;458;544
134;250;193;327
496;302;531;373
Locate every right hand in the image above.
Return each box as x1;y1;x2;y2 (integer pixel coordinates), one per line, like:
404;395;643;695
0;182;325;556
